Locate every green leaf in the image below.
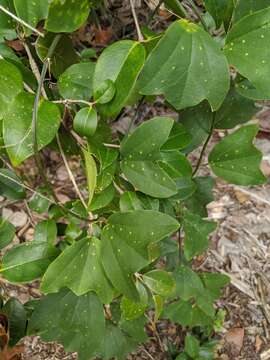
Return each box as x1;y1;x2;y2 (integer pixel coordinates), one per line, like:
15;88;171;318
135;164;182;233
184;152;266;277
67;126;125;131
34;220;57;247
93;40;145;118
120;117;177;198
1;298;27;346
0;218;15;250
233;0;270;22
173;265;204;300
94;79;116;104
41;237;114;303
209;125;266;185
28;289;105;360
204;0;235;29
153;294;164;322
142;270;176;297
36;33;79;78
74;106;98;137
102;322;139;360
45;0;90;33
0;59;23;118
119;192;144;212
29;187;51;214
200;272;230;300
13;0;49;36
236;78;270;100
1;241;59;283
58;62;95;101
0;169;26;200
101;210;179;299
96;161;116;192
164;299;213;327
160;151;192;179
83;148;97;207
185;334;200;358
161;122;192;151
0;0;16;41
164;0;186;17
3;93;61;166
89;184;116;211
120;282;148;320
184;176;214;217
139;20;230;111
119;315;147;343
183;211;216;260
225;8;270;97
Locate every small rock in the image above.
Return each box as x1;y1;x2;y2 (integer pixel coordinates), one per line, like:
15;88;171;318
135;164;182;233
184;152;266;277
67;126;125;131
2;208;28;228
56;165;69;181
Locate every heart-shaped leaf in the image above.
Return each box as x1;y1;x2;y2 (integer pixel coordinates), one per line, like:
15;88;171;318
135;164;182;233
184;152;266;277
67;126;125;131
139;20;230;110
41;237;115;304
142;270;176;297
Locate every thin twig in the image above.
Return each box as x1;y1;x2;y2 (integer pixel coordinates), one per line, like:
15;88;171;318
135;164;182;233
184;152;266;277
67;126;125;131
56;134;88;210
103;143;120;149
53;99;94;107
185;0;208;32
23;41;47;98
129;0;144;41
127;95;145;133
192;112;216;176
0;5;44;37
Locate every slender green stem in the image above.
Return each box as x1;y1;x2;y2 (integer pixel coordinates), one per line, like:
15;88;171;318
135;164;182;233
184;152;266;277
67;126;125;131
186;0;208;32
192;112;216;176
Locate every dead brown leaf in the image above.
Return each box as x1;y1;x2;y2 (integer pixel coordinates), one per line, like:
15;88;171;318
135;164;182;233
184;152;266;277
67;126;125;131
225;327;245;356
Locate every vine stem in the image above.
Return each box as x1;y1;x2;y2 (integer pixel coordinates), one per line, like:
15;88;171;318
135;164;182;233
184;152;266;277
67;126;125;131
0;5;44;37
56;134;88;211
32;34;61;205
53;99;94;107
192;112;216;176
185;0;208;32
129;0;144;41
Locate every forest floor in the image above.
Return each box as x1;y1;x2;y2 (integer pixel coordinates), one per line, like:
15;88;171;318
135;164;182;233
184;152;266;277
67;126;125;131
1;1;270;359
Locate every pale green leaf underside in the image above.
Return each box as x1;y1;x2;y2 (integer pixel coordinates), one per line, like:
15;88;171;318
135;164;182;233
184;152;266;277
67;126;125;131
139;20;230;110
209;125;266;185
